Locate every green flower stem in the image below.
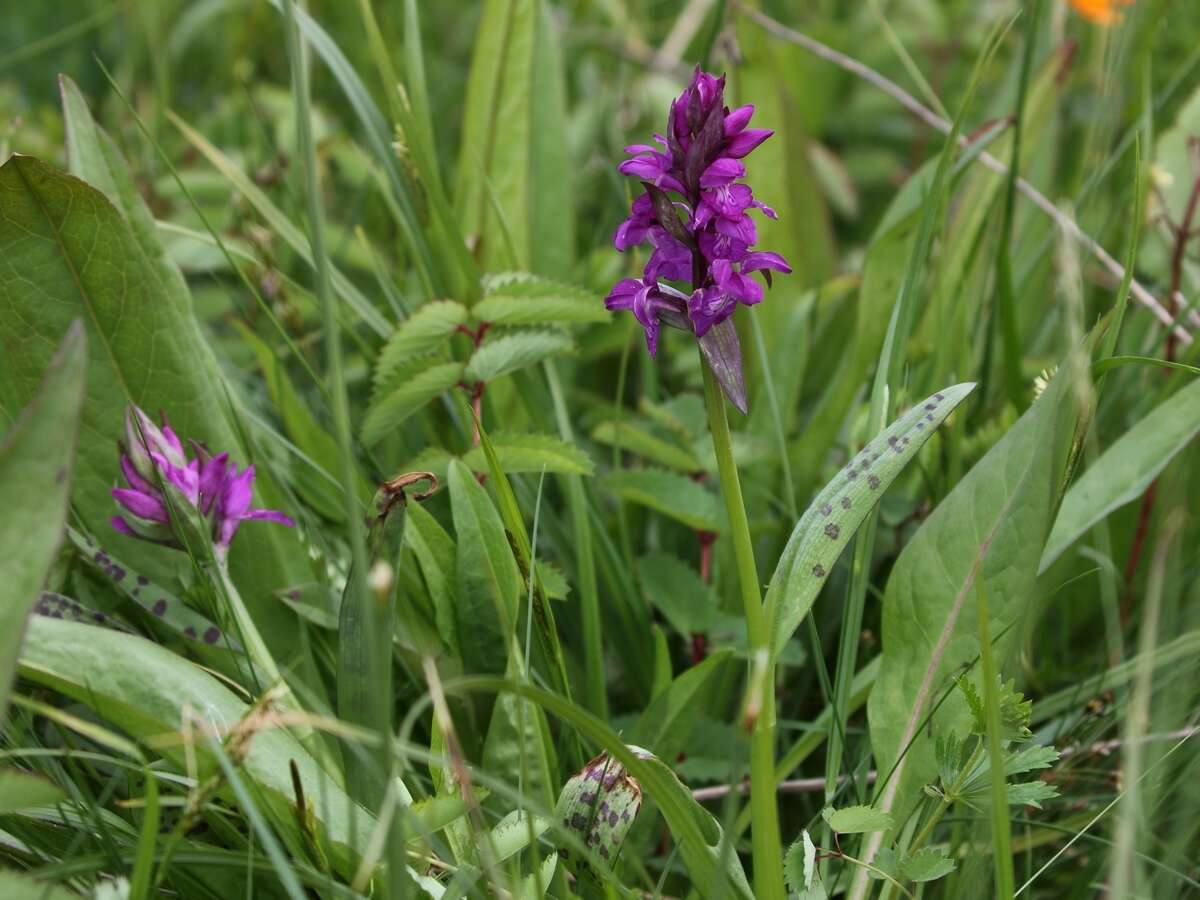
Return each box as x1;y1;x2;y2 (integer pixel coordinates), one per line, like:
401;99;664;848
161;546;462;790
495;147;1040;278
701;357;785;900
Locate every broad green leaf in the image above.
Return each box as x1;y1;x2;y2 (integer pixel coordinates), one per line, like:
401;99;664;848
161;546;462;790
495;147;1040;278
867;356;1087;835
474;274;608;326
637;552;719;636
0;156;304;647
464;330;574;383
0;768;68;812
606;469;723;532
592;421;702;472
767;383;975;658
1041;376;1200;572
628;650;732;762
461;431;594;476
374;301;470;391
448;460;521;672
18;617;373;875
455;0;573;276
0;323;85;717
482;688;558;810
363;361;465;446
898;848;956;882
821;804;894;834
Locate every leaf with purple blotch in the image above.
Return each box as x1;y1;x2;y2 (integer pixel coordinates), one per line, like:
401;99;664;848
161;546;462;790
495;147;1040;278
766;383;975;660
67;527;239;650
555;747;648;877
697;317;747;414
34;592;133;634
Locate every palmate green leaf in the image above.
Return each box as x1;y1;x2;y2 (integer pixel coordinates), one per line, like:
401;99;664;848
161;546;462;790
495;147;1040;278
767;383;975;659
464;330;574;383
1041;376;1200;572
0;768;68;813
461;431;594;476
374;300;470;391
956;675;1032;740
0;324;85;718
869;847;956;883
592;421;703;472
363;360;465;446
821;804;894;834
18;617;374;875
447;460;521;673
0;156;305;646
867;354;1087;833
474;273;608;325
606;468;723;532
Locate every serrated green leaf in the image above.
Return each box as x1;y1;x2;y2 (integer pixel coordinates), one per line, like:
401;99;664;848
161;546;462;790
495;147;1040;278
464;330;574;383
900;848;956;882
1004;744;1060;777
1003;780;1058;809
957;675;1032;741
461;431;594;476
592;421;702;472
475;274;608;326
0;768;68;812
0;324;85;718
363;361;465;445
1041;376;1200;572
785;829;820;893
821;804;894;834
637;552;719;636
606;469;722;532
374;300;470;390
767;383;976;658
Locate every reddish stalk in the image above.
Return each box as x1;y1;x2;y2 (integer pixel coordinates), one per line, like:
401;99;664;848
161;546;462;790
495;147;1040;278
692;529;716;663
1122;148;1199;623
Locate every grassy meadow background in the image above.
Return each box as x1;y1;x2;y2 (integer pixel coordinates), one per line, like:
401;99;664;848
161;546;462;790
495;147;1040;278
1;0;1199;897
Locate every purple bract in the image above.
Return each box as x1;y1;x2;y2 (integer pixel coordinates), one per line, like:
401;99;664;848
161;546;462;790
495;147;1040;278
605;66;791;355
112;406;293;554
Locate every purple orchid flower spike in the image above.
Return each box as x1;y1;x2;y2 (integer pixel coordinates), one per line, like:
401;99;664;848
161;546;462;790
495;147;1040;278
112;405;293;555
606;65;792;412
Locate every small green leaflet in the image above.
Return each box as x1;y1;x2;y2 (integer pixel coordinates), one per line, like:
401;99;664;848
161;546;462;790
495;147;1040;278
784;829;820;894
956;675;1033;740
363;360;465;446
821;804;894;834
475;272;609;326
766;383;975;659
464;330;575;382
591;420;702;472
373;300;468;391
870;847;956;883
461;432;594;476
606;468;723;532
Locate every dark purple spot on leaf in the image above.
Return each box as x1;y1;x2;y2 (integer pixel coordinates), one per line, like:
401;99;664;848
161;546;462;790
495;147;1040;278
137;575;149;586
812;564;826;578
152;600;167;617
916;422;924;429
841;497;851;509
847;469;858;480
868;475;881;490
203;627;220;644
925;403;936;411
111;566;125;581
936;393;945;401
93;612;105;623
824;523;840;539
184;627;197;638
821;503;832;516
55;468;67;484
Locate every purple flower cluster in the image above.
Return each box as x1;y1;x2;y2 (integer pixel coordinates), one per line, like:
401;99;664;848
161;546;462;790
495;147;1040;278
605;67;791;355
112;406;293;554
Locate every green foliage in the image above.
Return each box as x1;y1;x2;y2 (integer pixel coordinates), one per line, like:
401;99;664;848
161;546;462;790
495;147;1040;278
605;468;723;531
821;804;895;834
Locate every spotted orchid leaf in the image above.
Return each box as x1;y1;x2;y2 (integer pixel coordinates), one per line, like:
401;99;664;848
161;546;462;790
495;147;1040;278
67;528;240;651
767;383;975;659
555;748;647;876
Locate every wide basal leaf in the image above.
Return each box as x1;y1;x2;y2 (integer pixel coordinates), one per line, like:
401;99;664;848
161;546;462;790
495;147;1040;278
0;156;304;646
363;360;465;446
1040;375;1200;572
374;300;470;390
0;324;85;717
606;468;723;532
464;330;574;383
461;431;594;476
18;617;374;875
766;383;975;659
866;356;1086;838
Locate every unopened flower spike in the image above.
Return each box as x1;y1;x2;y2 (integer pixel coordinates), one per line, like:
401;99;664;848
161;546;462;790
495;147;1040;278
112;405;294;555
605;66;791;407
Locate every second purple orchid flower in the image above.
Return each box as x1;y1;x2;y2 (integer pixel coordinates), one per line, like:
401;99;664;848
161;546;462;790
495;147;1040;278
112;406;293;556
605;67;791;364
